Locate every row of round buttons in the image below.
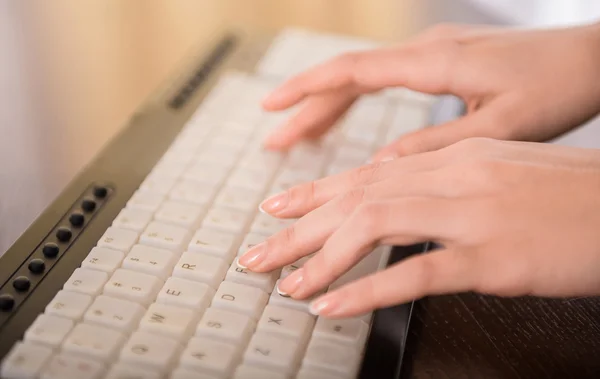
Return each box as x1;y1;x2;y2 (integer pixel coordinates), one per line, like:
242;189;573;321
0;185;108;312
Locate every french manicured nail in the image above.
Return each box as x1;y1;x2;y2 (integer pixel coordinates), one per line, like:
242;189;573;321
238;242;266;269
309;292;340;316
259;192;289;214
279;268;304;295
276;285;290;297
235;257;247;269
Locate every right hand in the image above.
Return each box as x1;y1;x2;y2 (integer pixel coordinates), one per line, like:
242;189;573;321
261;23;600;161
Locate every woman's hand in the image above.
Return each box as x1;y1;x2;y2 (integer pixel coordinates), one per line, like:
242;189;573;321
261;23;600;161
238;138;600;318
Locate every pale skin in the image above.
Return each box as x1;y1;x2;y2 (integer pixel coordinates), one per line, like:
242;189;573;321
238;22;600;318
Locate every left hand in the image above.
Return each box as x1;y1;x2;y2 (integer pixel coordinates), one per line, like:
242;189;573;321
238;138;600;318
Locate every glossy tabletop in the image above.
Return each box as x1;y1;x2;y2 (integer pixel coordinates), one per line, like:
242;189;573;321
1;1;600;378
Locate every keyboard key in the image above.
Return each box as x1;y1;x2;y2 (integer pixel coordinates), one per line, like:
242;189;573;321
139;302;197;341
243;332;301;374
139;171;177;195
184;161;230;186
155;200;205;228
172;252;228;288
1;342;53;379
187;229;237;261
250;214;292;236
63;268;108;296
41;354;105;379
227;168;273;192
303;340;360;376
329;247;385;290
313;317;369;347
103;269;162;306
122;244;178;279
238;149;283;173
170;367;223;379
211;282;268;320
156;277;214;310
237;233;266;256
84;295;145;332
280;263;302;280
112;208;153;232
45;290;92;320
81;247;124;273
215;186;261;213
104;363;162;379
169;179;217;205
97;227;139;252
24;314;74;348
119;331;181;373
62;323;125;362
140;221;190;251
269;280;313;313
256;305;314;343
225;261;277;294
195;308;255;346
127;191;165;212
202;207;248;235
232;364;289;379
179;337;240;377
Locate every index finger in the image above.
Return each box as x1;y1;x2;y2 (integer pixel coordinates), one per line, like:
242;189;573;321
262;41;460;110
260;148;443;218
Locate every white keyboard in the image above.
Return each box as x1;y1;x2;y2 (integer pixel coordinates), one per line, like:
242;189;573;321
1;28;433;379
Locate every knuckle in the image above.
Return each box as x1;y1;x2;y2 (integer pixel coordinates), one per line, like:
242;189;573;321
338;187;367;215
288;180;317;206
279;225;297;246
450;137;493;154
354;202;385;239
351;163;382;186
433;39;463;91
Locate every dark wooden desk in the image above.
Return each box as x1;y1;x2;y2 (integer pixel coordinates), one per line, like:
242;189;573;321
2;1;599;378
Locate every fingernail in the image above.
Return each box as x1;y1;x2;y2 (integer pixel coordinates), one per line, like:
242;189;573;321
259;192;289;214
276;285;290;297
309;292;340;316
235;257;247;269
279;268;304;295
238;242;266;269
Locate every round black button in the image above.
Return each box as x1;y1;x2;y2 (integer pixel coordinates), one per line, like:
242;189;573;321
42;242;59;258
28;259;45;274
93;186;108;199
56;227;72;242
69;212;85;227
0;294;15;311
13;276;31;292
81;198;96;212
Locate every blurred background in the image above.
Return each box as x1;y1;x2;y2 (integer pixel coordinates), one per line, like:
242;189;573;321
1;0;600;254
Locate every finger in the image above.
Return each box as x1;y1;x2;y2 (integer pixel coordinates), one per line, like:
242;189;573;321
371;96;515;160
262;41;460;110
241;171;450;273
259;150;445;218
263;91;357;150
279;197;463;299
308;247;476;318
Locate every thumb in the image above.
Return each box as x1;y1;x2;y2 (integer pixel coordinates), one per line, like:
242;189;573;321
371;98;511;160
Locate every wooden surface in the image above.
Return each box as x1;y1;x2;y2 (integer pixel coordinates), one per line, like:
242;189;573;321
2;1;600;378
